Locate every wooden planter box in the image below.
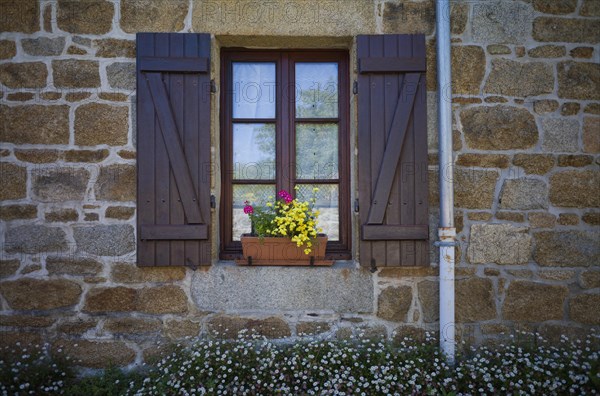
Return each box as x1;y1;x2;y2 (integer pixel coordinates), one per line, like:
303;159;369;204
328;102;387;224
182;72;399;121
236;235;332;266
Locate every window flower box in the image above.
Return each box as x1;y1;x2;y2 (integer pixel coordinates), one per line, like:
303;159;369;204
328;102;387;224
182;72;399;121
237;234;331;266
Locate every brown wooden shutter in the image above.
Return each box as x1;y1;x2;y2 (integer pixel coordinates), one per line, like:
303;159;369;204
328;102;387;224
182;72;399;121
136;33;211;268
357;34;429;268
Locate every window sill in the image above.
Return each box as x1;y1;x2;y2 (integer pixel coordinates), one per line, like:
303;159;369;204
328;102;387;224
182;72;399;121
213;260;357;269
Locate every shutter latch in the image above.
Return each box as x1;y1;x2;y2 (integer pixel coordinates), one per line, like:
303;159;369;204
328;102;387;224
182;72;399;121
210;79;217;93
210;195;216;209
354;198;359;213
353;81;358;95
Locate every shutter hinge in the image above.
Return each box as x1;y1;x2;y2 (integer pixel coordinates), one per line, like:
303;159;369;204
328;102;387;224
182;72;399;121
210;194;216;209
185;258;198;271
354;198;359;213
210;79;217;93
370;259;377;273
353;80;358;95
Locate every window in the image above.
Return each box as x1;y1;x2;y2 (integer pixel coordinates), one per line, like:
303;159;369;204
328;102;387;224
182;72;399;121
219;50;351;260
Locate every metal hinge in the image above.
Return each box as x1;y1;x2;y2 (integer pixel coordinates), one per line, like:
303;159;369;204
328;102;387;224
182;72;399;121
354;198;359;213
210;79;217;93
353;81;358;94
210;195;216;208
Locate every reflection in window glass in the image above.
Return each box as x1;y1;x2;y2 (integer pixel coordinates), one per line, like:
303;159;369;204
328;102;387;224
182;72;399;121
232;184;276;241
296;62;338;118
296;123;338;179
233;62;276;119
233;124;276;180
296;184;339;241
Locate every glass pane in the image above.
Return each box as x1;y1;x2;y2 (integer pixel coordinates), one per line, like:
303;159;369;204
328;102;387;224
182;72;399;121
296;62;338;118
233;62;276;119
233;124;275;180
296;123;338;179
296;184;339;241
232;184;275;241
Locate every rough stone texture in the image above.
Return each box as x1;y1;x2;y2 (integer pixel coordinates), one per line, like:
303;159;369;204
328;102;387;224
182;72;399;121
377;286;412;322
0;315;55;328
104;317;161;334
0;163;26;200
32;167;89;202
65;92;92;102
529;212;557;228
533;99;559;114
487;44;511;55
21;37;65;56
191;266;373;313
499;179;548;210
571;47;594;59
561;102;580;116
0;260;20;279
418;280;438;323
0;332;44;348
581;0;600;16
57;0;114;35
297;321;331;336
40;91;62;100
95;164;136;201
99;92;130;102
583;117;600;153
4;225;68;254
558;154;593;167
484;59;553;97
454;168;499;209
73;225;135;256
582;212;600;225
456;278;496;322
533;0;577;14
53;340;136;368
0;0;39;33
558;213;579;225
67;46;87;55
538;269;575;281
496;211;525;222
52;60;100;88
111;263;186;283
46;257;102;276
84;212;99;221
0;204;37;220
164;319;201;339
569;294;600;325
461;106;538;150
451;46;485;95
468;212;492;221
138;286;188;314
45;208;79;222
107;62;135;90
14;149;60;163
75;103;129;146
467;224;532;265
57;319;97;335
121;0;187;32
503;281;567;321
358;325;387;340
0;62;47;88
580;271;600;289
550;170;600;207
0;40;16;59
7;92;35;102
528;45;566;58
533;17;600;43
512;154;555;175
105;206;135;220
0;279;81;310
382;0;434;35
533;231;600;267
557;61;600;100
84;287;137;313
455;154;509;168
94;39;135;58
64;149;109;163
207;315;291;339
392;325;427;342
471;1;533;44
450;2;468;34
541;118;580;152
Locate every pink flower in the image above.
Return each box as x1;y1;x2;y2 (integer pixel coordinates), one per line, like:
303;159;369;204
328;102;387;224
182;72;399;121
243;202;254;214
278;190;293;203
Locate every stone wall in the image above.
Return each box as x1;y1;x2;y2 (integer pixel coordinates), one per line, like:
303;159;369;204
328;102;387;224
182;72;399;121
0;0;598;368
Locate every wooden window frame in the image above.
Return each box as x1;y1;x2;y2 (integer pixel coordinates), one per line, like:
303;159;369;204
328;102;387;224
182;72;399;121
219;49;351;260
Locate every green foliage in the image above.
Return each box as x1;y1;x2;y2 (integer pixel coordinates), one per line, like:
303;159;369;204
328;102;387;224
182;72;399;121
64;366;141;396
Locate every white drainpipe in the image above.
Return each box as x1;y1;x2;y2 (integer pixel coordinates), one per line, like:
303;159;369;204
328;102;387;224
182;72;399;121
435;0;456;364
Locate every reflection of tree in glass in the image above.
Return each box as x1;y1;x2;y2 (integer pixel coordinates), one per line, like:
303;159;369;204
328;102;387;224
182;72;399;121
234;124;276;180
296;124;338;179
296;78;338;119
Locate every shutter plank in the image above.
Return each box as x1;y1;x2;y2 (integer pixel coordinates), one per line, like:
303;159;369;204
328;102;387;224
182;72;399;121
139;56;209;72
362;225;428;240
359;57;426;73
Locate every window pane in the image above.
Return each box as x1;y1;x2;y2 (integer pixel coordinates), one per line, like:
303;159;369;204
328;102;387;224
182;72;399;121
295;62;338;118
296;123;338;179
233;124;275;180
232;184;275;241
233;62;276;119
296;184;339;241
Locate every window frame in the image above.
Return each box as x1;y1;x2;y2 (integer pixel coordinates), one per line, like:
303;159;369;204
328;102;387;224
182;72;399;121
219;49;351;260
